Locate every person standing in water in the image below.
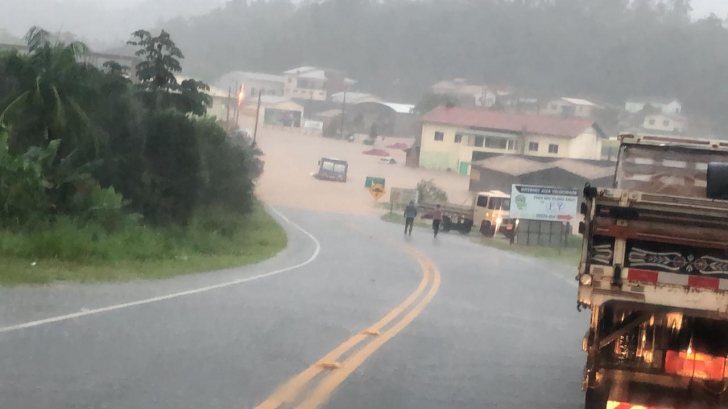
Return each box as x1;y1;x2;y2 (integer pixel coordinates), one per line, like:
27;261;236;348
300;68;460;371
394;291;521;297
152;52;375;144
431;204;443;238
403;200;417;236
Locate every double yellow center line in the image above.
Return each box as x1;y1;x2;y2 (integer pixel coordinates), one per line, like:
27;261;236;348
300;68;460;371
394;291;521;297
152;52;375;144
253;241;441;409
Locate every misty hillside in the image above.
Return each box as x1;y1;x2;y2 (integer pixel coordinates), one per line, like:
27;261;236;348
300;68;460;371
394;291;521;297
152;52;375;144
155;0;728;132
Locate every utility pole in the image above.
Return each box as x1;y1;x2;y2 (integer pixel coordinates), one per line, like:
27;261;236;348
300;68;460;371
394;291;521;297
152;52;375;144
340;88;347;139
253;90;262;146
235;83;244;128
233;81;239;128
225;86;231;130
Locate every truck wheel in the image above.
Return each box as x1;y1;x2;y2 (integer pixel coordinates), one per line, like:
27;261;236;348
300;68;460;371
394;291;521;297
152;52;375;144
480;222;495;237
442;216;452;233
584;387;608;409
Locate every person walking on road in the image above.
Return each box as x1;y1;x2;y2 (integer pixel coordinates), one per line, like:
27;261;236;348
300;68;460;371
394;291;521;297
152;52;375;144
403;200;417;235
432;204;443;238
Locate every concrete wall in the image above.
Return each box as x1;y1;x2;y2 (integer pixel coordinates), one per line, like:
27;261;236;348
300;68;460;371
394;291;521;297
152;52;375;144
568;128;602;159
419;123;466;171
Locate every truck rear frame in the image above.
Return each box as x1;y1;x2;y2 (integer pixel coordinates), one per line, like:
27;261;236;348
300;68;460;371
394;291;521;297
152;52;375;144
577;135;728;409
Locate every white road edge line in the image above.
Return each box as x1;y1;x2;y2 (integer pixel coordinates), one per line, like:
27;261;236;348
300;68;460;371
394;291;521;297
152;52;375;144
0;206;321;334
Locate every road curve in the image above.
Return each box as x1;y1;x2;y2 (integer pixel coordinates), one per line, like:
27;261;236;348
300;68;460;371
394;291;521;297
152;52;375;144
0;208;587;409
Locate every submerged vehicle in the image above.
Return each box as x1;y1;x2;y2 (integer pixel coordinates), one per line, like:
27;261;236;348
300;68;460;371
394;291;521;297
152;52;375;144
315;157;348;182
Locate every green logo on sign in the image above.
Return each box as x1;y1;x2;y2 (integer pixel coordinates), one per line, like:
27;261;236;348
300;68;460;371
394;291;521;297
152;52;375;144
515;195;527;210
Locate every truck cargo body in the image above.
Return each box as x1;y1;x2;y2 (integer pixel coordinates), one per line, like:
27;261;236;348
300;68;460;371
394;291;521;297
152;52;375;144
577;135;728;409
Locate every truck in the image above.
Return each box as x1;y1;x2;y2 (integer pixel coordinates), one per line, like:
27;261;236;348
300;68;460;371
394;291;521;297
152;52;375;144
578;134;728;409
418;190;514;237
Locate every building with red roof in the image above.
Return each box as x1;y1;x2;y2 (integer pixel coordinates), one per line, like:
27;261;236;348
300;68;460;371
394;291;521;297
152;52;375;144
418;106;605;174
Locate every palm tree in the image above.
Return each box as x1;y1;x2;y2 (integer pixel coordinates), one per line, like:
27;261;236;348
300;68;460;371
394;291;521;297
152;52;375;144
0;27;98;156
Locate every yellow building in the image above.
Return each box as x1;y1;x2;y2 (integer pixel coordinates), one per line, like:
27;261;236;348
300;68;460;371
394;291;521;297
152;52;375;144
419;106;606;174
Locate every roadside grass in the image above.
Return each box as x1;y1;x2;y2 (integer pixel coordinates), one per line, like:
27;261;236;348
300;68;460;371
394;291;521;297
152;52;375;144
380;212;580;265
473;236;581;266
0;203;287;286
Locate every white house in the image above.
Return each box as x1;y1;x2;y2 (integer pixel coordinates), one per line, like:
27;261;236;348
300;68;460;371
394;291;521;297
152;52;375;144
625;98;682;114
543;97;602;119
283;66;355;101
643;113;687;133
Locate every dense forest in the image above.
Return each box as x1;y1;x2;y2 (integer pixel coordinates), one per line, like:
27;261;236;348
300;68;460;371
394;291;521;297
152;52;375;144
162;0;728;131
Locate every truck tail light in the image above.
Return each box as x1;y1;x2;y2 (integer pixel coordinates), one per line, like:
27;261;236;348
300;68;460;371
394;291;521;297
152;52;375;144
664;350;725;381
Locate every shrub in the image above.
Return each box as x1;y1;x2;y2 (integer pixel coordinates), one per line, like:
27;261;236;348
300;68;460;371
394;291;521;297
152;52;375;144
141;110;201;225
0;126;59;227
417;179;448;204
195;117;261;214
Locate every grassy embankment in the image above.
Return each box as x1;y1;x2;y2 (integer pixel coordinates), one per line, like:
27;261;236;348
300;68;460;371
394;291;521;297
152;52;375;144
0;203;287;286
471;235;582;266
380;208;580;265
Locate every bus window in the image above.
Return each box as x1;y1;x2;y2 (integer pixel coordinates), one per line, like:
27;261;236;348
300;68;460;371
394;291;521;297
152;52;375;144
488;197;511;210
476;195;489;207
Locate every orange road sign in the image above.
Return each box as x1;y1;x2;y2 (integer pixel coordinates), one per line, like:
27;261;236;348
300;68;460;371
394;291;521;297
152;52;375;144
370;184;385;201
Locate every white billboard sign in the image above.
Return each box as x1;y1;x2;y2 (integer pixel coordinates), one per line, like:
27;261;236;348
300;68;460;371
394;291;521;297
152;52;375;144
510;185;578;222
304;120;324;130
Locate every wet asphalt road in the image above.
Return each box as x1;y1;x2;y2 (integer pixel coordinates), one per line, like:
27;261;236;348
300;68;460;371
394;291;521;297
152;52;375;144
0;207;587;409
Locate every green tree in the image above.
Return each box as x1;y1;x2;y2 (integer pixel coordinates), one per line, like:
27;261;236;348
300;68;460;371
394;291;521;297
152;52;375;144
0;27;98;157
127;29;183;93
171;79;212;116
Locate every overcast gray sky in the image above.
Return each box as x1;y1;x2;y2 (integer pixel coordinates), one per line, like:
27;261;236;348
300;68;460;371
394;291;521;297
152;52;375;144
692;0;728;19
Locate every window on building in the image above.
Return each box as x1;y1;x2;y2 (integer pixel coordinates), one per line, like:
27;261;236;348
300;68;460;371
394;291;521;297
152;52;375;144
548;144;559;154
550;104;558;110
674;127;680;132
507;140;515;150
663;120;670;126
528;142;539;152
473;136;485;147
434;131;444;141
484;136;509;149
648;119;656;125
454;134;462;143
